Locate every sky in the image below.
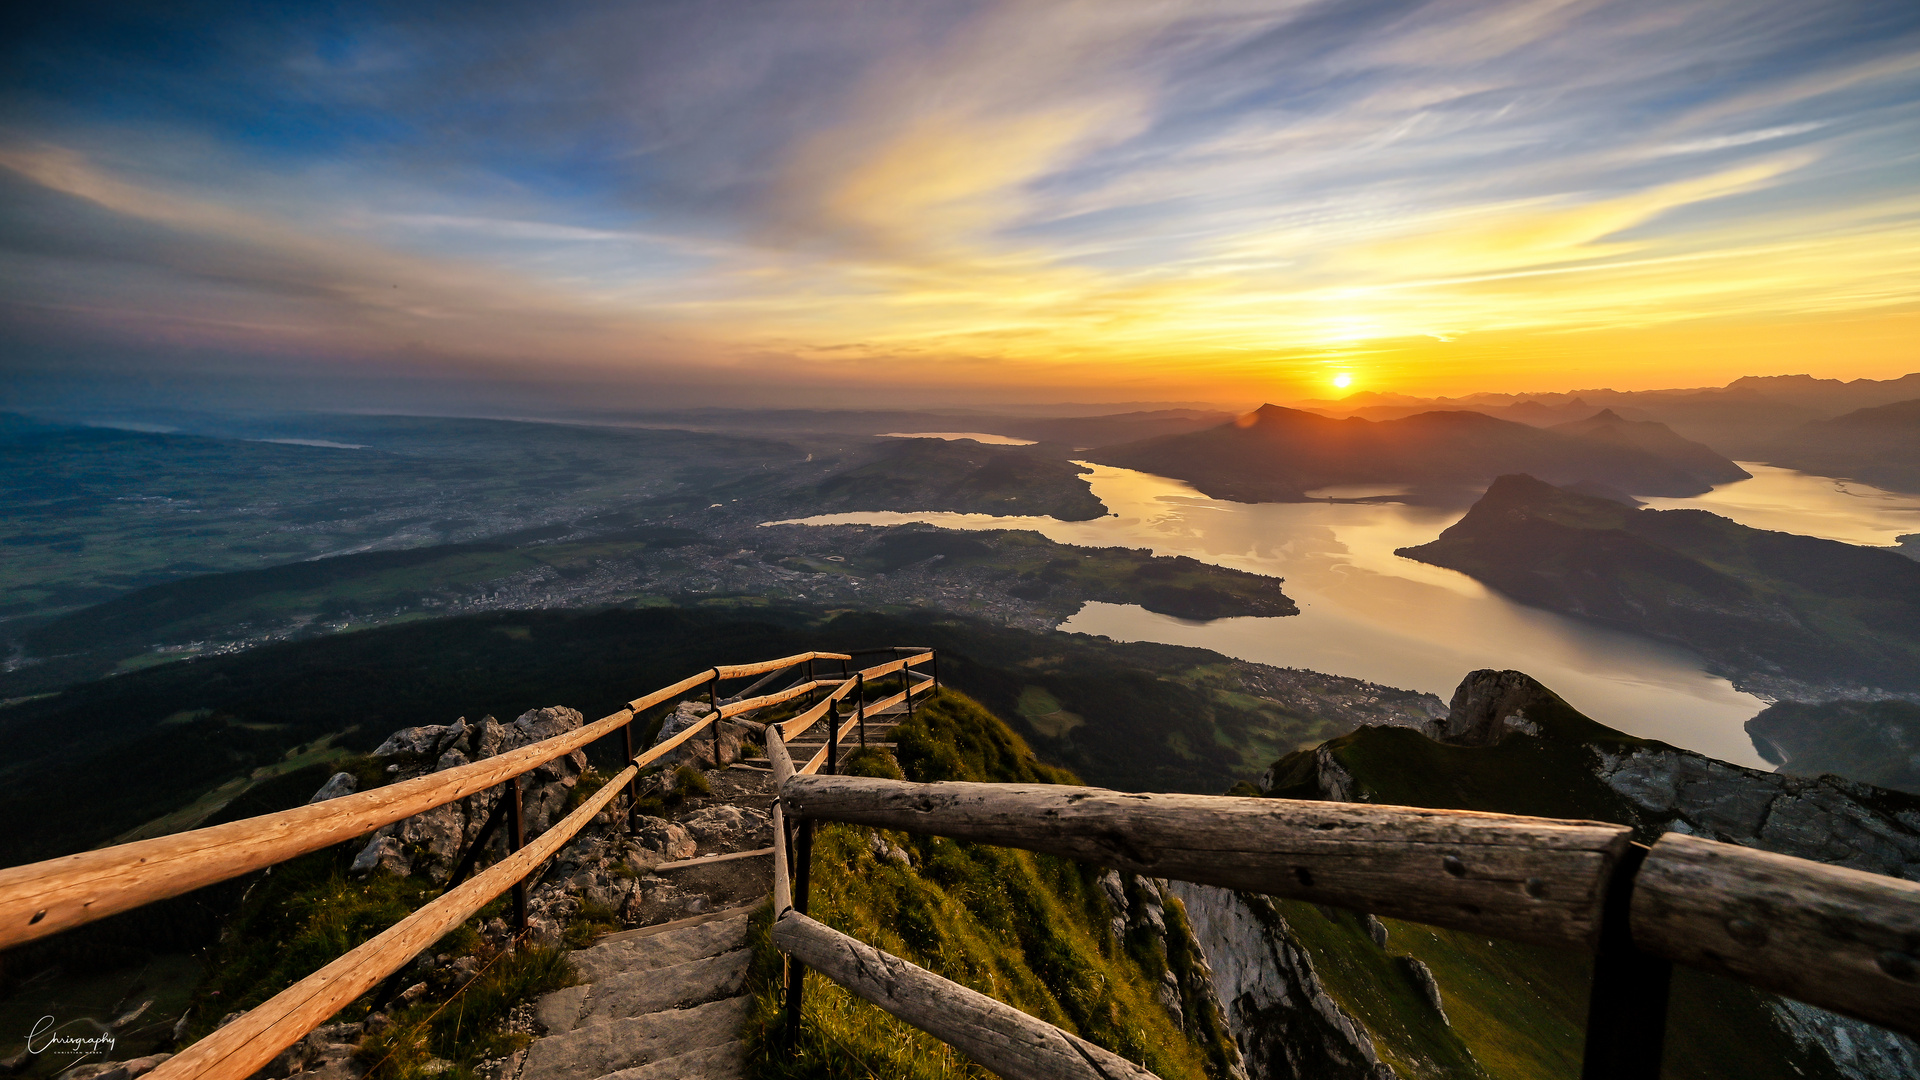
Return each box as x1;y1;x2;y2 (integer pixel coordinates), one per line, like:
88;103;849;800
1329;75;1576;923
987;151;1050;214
1;0;1917;409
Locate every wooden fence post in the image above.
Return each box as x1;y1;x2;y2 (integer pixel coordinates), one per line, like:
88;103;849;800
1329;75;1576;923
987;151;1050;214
508;777;528;932
1579;844;1670;1080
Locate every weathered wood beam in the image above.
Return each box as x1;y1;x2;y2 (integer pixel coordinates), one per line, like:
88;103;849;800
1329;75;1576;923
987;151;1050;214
714;651;851;681
147;763;637;1080
781;776;1633;949
772;910;1159;1080
0;706;634;950
1631;832;1920;1038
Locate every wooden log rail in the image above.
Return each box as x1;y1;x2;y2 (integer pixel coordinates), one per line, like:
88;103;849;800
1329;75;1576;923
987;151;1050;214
147;764;638;1080
776;772;1920;1046
0;648;849;952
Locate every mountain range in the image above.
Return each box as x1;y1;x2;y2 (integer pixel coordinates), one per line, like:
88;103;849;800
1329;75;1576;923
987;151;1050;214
1757;398;1920;496
1088;404;1743;503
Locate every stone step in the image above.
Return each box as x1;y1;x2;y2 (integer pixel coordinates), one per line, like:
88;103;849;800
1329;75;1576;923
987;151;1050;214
537;949;750;1034
519;996;750;1080
592;1041;743;1080
567;908;754;984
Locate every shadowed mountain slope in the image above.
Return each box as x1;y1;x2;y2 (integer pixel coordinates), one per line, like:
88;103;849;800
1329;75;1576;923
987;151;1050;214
1548;408;1749;485
1759;398;1920;495
1090;405;1723;503
1396;475;1920;693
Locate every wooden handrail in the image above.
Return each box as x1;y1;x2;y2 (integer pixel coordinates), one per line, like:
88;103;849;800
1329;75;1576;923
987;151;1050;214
1630;832;1920;1036
781;775;1632;950
771;910;1156;1080
149;763;638;1080
715;651;851;681
776;652;930;742
797;680;933;776
0;649;859;952
0;706;630;951
718;679;842;720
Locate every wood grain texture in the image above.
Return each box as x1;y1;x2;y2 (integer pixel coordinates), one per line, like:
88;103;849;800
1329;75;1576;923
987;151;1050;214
775;680;858;743
771;911;1158;1080
628;672;716;715
720;680;842;720
714;651;850;680
782;776;1632;949
1631;832;1920;1037
0;708;633;950
147;763;638;1080
769;730;794;914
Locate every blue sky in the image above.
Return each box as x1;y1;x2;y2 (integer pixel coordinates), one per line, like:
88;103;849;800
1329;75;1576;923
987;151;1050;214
2;0;1917;406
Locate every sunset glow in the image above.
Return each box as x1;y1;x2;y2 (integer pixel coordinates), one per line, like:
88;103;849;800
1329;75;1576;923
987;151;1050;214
1;0;1916;405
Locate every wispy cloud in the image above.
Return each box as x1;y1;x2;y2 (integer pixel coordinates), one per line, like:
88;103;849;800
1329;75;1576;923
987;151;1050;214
1;0;1916;400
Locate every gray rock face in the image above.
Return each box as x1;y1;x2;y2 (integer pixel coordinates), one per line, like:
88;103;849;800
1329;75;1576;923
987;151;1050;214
308;772;357;803
1169;882;1397;1080
1590;747;1920;880
678;805;771;855
1435;669;1561;746
1396;957;1448;1027
338;706;590;883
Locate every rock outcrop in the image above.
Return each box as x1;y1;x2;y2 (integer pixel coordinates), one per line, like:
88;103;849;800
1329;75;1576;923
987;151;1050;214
1169;882;1398;1080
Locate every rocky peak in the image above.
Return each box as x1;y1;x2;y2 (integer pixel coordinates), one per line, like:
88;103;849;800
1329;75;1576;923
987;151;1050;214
1434;669;1557;746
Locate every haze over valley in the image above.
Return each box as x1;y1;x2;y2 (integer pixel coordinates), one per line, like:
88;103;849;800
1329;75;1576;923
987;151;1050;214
5;2;1920;1079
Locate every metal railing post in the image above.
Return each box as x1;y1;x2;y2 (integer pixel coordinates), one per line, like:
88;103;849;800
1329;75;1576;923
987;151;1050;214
1579;844;1670;1080
508;776;528;932
931;650;939;692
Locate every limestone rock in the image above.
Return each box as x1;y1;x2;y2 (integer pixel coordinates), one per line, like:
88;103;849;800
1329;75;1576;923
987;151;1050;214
1396;957;1448;1026
308;772;357;803
632;817;696;862
679;805;771;854
1436;669;1563;746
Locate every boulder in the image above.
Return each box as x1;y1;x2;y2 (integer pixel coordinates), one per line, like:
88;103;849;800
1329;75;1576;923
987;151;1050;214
632;817;697;862
680;805;772;854
308;772;358;803
1435;669;1560;746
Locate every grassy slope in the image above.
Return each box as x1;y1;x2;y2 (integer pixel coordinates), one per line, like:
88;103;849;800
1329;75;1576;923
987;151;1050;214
744;690;1238;1080
1262;705;1851;1080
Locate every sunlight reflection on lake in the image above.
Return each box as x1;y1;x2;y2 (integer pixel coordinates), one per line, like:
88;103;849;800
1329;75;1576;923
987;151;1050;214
1641;463;1920;546
770;463;1920;768
877;432;1037;445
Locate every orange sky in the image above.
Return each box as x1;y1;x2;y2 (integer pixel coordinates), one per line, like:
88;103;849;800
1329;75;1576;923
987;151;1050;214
2;0;1916;406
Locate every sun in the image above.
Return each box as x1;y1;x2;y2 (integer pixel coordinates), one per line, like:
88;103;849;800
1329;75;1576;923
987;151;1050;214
1332;372;1354;390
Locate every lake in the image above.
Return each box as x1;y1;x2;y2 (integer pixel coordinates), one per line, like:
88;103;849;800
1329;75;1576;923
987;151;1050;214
772;463;1920;768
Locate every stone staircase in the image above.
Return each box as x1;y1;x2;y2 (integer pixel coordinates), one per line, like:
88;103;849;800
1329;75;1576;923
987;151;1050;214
517;905;758;1080
504;699;913;1080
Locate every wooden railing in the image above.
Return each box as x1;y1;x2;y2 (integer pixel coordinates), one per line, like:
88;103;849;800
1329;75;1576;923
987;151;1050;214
766;693;1920;1080
0;646;943;1080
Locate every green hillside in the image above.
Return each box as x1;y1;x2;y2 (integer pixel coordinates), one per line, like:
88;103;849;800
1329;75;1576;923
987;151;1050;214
744;690;1239;1080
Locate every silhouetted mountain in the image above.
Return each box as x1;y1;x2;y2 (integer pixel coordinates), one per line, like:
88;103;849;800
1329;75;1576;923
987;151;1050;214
1759;398;1920;495
812;437;1107;519
1396;475;1920;692
1549;408;1749;486
1089;404;1719;503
